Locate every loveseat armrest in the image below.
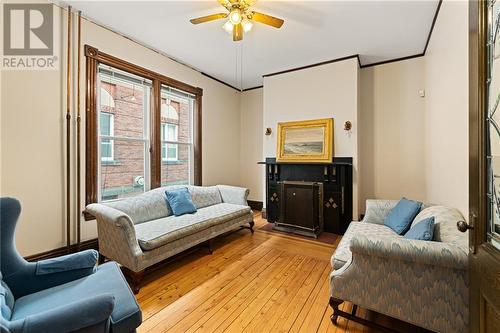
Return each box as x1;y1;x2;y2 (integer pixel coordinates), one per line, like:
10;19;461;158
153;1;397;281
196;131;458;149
85;204;143;270
217;185;250;206
350;234;468;270
362;199;399;224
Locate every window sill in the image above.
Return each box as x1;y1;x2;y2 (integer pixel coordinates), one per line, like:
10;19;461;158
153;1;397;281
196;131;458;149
162;160;183;165
101;160;122;166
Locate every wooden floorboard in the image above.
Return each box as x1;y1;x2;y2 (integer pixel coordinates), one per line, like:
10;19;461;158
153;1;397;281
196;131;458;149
137;213;429;333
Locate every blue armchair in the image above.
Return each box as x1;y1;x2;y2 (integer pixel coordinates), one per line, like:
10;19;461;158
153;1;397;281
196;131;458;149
0;197;142;333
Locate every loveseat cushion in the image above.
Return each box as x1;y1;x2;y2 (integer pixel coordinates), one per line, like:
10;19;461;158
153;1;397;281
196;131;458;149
11;262;141;333
331;221;400;270
135;203;251;251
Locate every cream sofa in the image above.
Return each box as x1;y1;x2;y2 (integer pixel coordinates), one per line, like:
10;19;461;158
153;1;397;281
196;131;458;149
86;185;254;293
329;199;469;333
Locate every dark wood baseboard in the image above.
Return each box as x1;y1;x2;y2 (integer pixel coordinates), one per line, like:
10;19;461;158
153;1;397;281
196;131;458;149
248;200;263;211
24;238;99;262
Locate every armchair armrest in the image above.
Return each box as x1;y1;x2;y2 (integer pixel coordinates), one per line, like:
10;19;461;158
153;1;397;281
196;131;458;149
36;249;97;275
217;185;250;206
85;204;143;270
5;250;98;299
350;234;468;270
12;294;115;333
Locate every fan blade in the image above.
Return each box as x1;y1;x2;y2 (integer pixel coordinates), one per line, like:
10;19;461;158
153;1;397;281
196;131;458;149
233;23;243;41
190;13;228;24
251;11;284;28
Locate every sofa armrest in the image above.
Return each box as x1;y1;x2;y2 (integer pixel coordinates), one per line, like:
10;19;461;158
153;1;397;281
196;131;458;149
217;185;249;206
362;199;399;224
14;294;115;333
349;234;468;270
85;204;143;270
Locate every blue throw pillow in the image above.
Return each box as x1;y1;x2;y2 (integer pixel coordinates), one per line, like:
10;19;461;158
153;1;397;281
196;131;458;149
165;188;197;216
405;217;435;241
384;198;422;235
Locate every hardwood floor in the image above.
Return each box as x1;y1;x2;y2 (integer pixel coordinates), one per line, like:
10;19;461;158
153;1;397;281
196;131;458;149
137;213;428;333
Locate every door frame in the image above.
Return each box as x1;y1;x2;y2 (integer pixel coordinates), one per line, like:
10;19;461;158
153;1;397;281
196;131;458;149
469;0;500;331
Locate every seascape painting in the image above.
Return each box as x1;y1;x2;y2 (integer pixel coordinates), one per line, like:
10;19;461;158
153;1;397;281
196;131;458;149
283;127;325;155
276;118;333;163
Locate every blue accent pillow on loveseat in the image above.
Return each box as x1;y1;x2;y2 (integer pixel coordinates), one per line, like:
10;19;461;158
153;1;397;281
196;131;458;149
404;216;435;240
384;198;422;235
165;187;197;216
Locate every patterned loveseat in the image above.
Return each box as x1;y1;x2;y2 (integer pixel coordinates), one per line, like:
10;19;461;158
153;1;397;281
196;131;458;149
86;185;254;293
329;199;469;333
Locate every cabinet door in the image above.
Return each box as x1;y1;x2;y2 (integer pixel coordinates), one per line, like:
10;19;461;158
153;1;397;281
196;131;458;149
323;190;342;234
266;184;280;222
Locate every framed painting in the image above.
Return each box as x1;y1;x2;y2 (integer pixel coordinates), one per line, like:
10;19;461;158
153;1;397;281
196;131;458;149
276;118;333;163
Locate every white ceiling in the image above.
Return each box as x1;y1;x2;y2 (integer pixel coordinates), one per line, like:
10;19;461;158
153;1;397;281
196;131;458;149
63;1;440;90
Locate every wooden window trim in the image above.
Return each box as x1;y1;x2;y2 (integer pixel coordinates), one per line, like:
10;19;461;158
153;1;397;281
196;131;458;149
84;45;202;220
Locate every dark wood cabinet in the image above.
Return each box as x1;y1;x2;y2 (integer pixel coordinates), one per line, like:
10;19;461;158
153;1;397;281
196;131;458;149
260;157;353;235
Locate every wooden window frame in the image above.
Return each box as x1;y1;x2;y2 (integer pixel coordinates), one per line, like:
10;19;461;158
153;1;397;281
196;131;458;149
85;45;202;219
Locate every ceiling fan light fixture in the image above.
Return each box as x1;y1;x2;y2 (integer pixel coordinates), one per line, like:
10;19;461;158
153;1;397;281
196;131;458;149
223;20;233;33
229;9;242;25
242;19;253;32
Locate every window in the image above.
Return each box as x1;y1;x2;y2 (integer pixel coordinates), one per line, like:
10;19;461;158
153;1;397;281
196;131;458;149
97;65;152;201
161;123;178;161
100;112;114;161
85;45;202;211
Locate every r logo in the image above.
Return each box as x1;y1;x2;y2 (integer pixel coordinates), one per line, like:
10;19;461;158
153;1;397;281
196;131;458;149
3;4;53;56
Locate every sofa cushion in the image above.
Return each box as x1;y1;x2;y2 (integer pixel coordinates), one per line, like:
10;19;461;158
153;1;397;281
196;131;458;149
412;206;467;250
384;198;422;235
11;262;141;333
106;186;174;224
135;203;251;251
188;186;222;209
404;217;435;241
165;188;197;216
331;221;400;270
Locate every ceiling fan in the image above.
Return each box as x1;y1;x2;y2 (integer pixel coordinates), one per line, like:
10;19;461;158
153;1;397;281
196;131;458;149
190;0;284;41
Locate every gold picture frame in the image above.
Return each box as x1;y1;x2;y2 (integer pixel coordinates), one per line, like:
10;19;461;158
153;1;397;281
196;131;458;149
276;118;333;163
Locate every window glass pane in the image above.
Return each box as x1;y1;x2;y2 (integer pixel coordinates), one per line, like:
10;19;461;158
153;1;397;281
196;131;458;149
98;64;151;202
161;143;191;186
99;66;151;140
100;139;146;201
100;113;112;136
160;84;195;184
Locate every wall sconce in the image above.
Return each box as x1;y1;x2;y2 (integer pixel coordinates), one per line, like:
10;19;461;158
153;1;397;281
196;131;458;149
344;121;352;131
265;128;272;136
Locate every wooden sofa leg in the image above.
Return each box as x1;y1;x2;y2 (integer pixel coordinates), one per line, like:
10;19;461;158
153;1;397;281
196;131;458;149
329;296;344;324
206;239;214;255
249;221;255;234
122;268;145;294
98;253;106;265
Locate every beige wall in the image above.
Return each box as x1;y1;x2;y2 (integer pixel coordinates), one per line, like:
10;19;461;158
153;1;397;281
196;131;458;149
240;88;264;201
263;58;361;218
423;0;469;218
1;3;241;256
359;58;426;212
